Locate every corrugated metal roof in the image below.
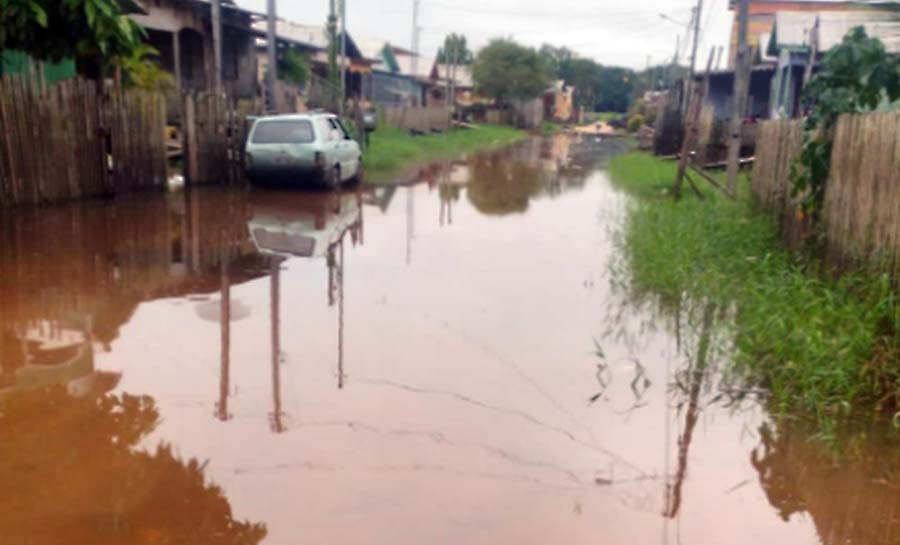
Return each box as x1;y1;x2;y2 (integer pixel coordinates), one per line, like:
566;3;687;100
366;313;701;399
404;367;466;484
252;20;330;50
770;10;900;53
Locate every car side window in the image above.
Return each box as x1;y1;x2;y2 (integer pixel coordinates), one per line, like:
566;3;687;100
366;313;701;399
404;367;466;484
334;119;353;141
327;118;347;141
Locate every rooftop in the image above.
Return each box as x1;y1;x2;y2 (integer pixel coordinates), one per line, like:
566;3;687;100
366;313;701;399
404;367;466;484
769;9;900;53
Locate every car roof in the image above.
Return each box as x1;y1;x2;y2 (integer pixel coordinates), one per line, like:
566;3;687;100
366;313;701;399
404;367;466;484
253;113;335;123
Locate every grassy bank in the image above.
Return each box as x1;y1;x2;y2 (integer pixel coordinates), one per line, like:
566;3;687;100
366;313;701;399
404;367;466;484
608;153;900;437
363;124;527;183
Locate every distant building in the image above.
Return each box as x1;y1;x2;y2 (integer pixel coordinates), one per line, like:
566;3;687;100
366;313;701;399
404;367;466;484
130;0;260;100
764;9;900;116
356;40;436;106
253;19;377;108
727;0;895;67
543;80;576;122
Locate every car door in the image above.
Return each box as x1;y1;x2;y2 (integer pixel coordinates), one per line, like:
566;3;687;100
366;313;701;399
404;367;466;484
328;118;359;180
317;117;340;172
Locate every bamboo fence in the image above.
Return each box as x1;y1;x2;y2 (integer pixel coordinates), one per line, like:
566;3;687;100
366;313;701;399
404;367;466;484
751;118;808;249
753;113;900;272
824;112;900;272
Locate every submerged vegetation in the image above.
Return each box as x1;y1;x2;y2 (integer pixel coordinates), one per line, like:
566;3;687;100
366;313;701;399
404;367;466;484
363;125;526;183
608;153;900;437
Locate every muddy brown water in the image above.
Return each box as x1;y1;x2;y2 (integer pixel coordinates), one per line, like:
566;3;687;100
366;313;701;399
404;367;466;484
1;136;898;545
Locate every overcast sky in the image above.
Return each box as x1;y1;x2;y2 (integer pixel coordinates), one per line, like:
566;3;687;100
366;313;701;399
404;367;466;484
236;0;734;70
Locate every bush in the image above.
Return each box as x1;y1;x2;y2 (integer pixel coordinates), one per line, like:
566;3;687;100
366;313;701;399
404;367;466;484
626;114;645;133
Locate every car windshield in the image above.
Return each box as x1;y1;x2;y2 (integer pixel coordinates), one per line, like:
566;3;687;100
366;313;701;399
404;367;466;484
252;120;315;144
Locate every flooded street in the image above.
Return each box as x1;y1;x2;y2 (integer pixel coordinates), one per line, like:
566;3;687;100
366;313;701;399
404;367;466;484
1;136;898;545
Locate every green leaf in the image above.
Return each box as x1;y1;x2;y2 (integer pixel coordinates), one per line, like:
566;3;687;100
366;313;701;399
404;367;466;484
30;2;48;27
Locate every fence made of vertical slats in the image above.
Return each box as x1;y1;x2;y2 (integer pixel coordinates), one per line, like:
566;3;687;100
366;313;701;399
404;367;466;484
382;105;451;133
183;93;256;185
751;118;808;248
0;71;167;207
753;113;900;273
824;112;900;272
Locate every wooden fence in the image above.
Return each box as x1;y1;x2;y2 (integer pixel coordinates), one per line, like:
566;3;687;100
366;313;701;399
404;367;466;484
0;72;167;207
382;105;451;133
183;93;257;185
753;113;900;271
824;112;900;271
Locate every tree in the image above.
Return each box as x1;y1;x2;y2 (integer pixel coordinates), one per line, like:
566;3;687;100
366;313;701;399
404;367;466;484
278;49;311;88
473;39;549;103
0;0;147;79
538;44;575;81
791;27;900;218
436;33;473;65
537;45;639;113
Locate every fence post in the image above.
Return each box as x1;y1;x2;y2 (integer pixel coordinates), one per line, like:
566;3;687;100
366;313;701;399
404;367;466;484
183;93;199;184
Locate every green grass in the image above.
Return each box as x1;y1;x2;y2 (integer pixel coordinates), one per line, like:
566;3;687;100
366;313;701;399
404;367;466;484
608;153;900;437
585;111;625;123
539;121;562;135
363;124;527;183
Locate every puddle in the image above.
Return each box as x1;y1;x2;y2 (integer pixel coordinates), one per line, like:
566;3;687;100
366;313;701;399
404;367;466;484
0;135;897;544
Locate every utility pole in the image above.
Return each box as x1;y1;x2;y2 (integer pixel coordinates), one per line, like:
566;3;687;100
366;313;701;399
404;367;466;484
266;0;277;112
670;34;680;88
726;0;750;195
340;0;347;115
685;0;702;111
326;0;340;111
211;0;223;95
449;39;458;125
411;0;421;104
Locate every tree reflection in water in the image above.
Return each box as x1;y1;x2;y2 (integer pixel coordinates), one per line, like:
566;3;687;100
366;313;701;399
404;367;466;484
0;387;267;545
466;153;545;216
752;420;900;545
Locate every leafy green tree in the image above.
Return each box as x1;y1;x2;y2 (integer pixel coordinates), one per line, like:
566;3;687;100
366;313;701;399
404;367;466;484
537;45;639;113
0;0;147;79
792;27;900;217
278;49;311;88
538;44;575;81
111;42;175;90
436;33;473;65
473;39;549;103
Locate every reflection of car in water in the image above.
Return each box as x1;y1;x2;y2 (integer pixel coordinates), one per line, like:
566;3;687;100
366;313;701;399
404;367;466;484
0;324;120;403
244;113;362;188
247;190;363;259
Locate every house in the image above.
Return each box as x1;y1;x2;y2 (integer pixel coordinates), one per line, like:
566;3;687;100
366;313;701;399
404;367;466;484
698;66;776;120
357;40;436;106
130;0;261;100
543;80;576;122
765;10;900;116
253;19;377;108
726;0;896;67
